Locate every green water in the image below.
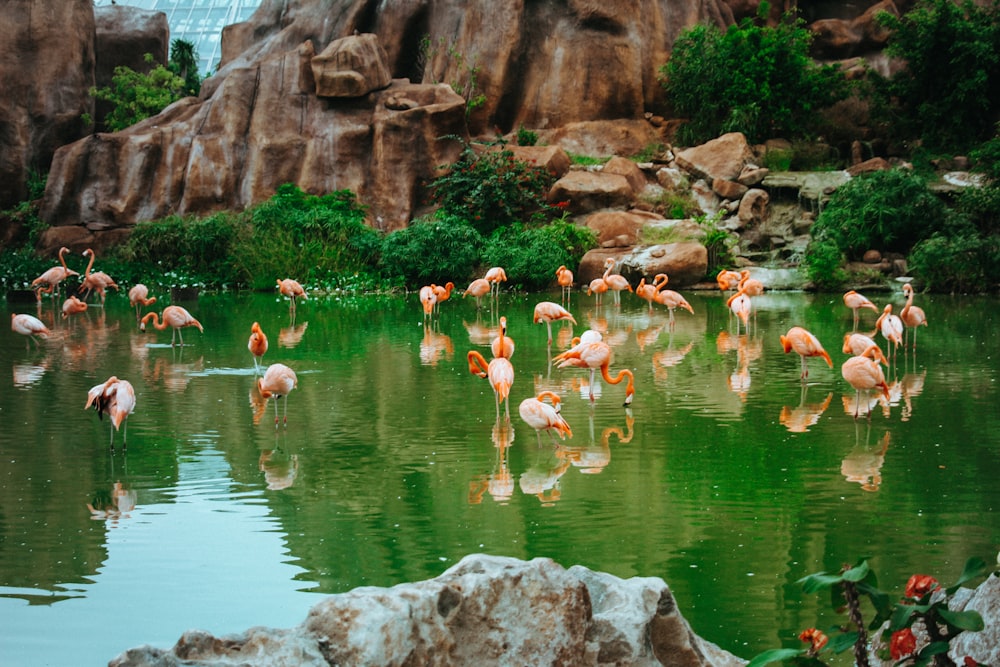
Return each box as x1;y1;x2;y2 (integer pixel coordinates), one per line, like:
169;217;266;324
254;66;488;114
1;288;998;665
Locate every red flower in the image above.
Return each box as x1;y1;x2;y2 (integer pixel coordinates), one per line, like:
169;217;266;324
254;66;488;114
554;200;570;209
890;628;917;660
904;574;940;599
798;628;829;654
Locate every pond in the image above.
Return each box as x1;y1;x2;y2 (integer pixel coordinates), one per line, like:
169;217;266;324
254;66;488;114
1;286;998;665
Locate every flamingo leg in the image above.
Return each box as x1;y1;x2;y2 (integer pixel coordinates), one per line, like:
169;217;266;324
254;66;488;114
800;355;808;380
588;368;597;401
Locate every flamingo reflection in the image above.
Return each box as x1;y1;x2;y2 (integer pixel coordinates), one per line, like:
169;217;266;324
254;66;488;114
563;411;634;475
279;321;308;348
87;481;137;520
259;446;299;490
468;418;515;505
779;386;833;433
519;444;575;505
419;324;454;367
841;430;890;491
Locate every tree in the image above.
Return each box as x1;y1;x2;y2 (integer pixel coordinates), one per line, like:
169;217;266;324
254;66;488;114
168;38;202;96
659;5;848;145
872;0;1000;153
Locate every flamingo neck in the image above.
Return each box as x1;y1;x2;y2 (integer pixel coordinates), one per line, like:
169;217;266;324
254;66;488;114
467;350;489;377
142;312;168;330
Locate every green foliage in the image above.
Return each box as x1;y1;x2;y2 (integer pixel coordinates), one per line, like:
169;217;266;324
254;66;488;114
117;213;237;287
873;0;1000;153
0;247;53;291
955;183;1000;236
642;190;701;219
909;232;1000;292
568;154;610;167
970;125;1000;182
752;558;990;667
168;39;202;96
809;169;954;259
516;125;538;146
804;232;849;290
659;14;848;144
762;148;793;171
379;212;484;284
482;218;596;290
232;184;377;290
630;143;669;163
697;211;737;274
430;139;557;236
92;53;188;132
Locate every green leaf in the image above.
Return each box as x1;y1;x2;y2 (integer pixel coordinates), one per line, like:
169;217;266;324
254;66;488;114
829;631;859;654
799;572;844;593
890;604;920;631
945;557;988;594
937;608;985;632
747;648;805;667
916;641;952;658
841;561;871;582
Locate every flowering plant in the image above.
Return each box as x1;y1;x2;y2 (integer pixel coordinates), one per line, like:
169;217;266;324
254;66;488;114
748;558;989;667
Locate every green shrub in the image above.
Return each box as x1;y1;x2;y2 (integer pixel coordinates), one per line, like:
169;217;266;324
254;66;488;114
430;139;557;236
804;232;849;290
809;169;956;259
516;125;538;146
644;190;701;219
909;232;1000;292
697;211;738;275
873;0;1000;153
659;9;848;145
91;54;189;132
955;183;1000;236
379;212;484;284
233;185;377;289
482;218;596;290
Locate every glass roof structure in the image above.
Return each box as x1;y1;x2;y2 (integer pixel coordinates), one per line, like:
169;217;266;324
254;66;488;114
94;0;262;76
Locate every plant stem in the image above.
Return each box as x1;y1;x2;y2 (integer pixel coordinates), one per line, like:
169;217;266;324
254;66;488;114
842;580;870;667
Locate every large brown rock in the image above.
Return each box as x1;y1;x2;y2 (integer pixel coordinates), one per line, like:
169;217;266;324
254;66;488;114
41;38;468;235
0;0;95;208
109;554;745;667
549;171;635;214
675;133;756;183
311;33;391;98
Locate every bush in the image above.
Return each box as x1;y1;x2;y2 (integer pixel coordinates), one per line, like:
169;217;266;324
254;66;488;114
379;212;484;284
659;9;848;145
430;139;557;237
804;231;849;290
872;0;1000;153
808;169;956;259
482;218;596;290
909;232;1000;292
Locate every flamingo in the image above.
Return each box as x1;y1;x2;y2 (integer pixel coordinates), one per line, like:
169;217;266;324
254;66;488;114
843;290;879;330
140;305;203;346
519;391;573;445
128;284;157;323
842;333;887;365
555;266;574;304
533;301;576;346
419;284;438;321
737;270;764;296
432;282;455;315
248;321;268;372
491;315;515;359
652;274;694;329
277;278;307;314
635;275;664;312
467;350;514;420
587;277;608;306
842;345;891;419
484;266;507;298
79;248;119;304
727;288;752;334
31;246;79;302
463;278;491;309
258;363;298;425
61;295;88;319
85;376;136;450
780;326;833;379
11;313;50;348
900;283;928;348
554;339;634;405
716;269;742;293
602;258;632;306
875;304;903;361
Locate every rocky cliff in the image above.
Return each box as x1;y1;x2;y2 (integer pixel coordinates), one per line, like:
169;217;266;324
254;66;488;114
1;0;906;242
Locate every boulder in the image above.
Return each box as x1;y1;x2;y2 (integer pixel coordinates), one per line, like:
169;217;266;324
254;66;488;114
549;171;635;214
737;189;769;226
625;243;708;286
41;38;468;234
675;133;755;182
0;0;94;208
603;156;649;194
712;178;748;200
583;210;655;247
108;554;746;667
536;120;671;159
846;157;892;176
311;33;392;98
507;145;572;178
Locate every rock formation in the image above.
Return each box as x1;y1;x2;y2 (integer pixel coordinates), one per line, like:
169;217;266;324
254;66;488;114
108;554;746;667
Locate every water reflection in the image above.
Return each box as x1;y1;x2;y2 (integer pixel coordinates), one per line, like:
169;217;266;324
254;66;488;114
259;447;299;491
780;386;833;433
841;428;891;491
468;418;516;505
278;321;308;348
562;410;634;475
419;324;453;367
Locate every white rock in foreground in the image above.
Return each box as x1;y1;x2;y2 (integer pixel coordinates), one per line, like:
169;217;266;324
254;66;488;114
110;554;746;666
